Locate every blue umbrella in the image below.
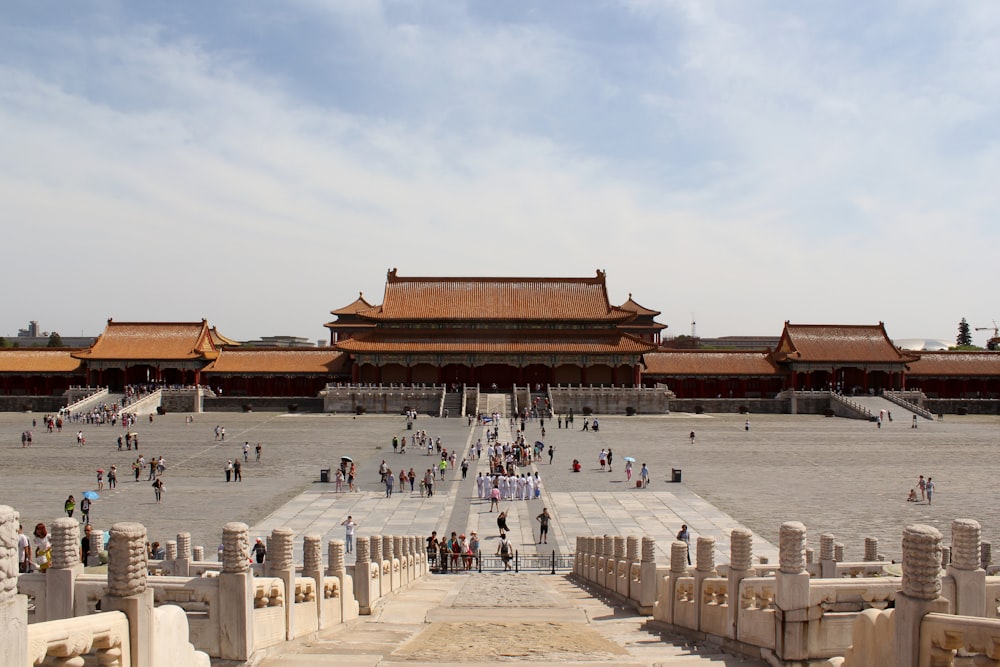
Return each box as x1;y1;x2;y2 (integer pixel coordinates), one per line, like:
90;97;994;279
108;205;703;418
622;456;636;462
82;490;99;500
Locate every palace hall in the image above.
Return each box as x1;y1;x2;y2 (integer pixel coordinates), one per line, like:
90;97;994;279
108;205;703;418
0;270;998;402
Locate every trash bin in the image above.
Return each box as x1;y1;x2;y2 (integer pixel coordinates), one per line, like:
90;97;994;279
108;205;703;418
407;421;413;430
671;468;682;483
320;468;330;483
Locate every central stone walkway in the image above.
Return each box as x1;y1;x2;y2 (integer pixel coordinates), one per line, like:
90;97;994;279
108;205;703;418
259;571;765;666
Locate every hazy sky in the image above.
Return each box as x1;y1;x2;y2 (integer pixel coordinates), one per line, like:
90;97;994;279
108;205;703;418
3;2;998;345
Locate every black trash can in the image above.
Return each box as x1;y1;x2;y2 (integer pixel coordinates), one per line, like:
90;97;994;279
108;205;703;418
671;468;682;483
320;468;330;483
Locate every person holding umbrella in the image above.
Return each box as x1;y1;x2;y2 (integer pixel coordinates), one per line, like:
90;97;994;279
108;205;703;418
80;491;96;524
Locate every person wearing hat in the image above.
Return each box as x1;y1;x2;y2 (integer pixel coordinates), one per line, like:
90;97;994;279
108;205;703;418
468;531;480;569
252;538;267;563
459;533;472;570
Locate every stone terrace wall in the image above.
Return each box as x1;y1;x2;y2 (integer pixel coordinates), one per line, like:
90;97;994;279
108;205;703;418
925;399;1000;416
551;387;671;415
667;397;793;415
204;397;325;413
322;387;442;415
0;395;64;412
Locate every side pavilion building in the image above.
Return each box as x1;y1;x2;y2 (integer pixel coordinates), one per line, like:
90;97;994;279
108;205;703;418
329;270;658;388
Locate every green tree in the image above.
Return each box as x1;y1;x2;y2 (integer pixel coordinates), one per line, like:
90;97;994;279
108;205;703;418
0;337;7;348
47;332;64;347
957;318;973;347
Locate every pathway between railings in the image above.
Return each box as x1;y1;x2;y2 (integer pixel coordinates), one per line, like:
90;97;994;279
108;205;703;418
259;570;765;666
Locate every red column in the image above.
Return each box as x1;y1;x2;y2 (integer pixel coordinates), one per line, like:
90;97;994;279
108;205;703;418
352;364;360;384
580;366;588;386
406;366;413;384
633;365;640;386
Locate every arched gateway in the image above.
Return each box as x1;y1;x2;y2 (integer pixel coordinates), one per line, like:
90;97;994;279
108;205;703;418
328;270;657;389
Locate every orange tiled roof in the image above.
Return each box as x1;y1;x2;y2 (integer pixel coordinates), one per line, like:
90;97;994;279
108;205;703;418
203;349;348;374
643;350;779;376
772;323;915;364
906;351;1000;377
0;349;84;373
209;327;242;348
356;269;635;322
336;329;655;355
73;320;220;361
330;292;377;316
619;293;661;317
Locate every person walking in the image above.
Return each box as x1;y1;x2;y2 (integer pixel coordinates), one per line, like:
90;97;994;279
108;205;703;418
640;463;650;488
497;534;513;570
80;495;91;525
385;469;394;497
548;445;554;464
64;495;75;517
918;475;926;501
497;510;511;537
233;459;242;482
152;477;164;503
536;507;551;544
926;477;935;505
341;516;357;554
606;448;613;472
676;524;691;565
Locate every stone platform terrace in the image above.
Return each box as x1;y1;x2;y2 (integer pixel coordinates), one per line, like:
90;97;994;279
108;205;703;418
2;410;999;566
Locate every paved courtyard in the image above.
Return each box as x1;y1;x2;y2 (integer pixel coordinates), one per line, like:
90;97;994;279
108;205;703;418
1;409;998;564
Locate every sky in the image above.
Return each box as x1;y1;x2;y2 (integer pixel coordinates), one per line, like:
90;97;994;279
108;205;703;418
2;1;998;345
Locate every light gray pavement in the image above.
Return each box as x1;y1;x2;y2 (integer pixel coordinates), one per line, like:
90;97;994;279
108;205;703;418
3;409;1000;565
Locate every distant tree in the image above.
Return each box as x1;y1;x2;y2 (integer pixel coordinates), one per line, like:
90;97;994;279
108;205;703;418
47;332;64;347
957;318;973;347
0;336;7;348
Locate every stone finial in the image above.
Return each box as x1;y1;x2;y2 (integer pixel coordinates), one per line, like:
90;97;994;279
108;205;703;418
779;522;806;574
627;536;639;561
641;537;656;563
393;536;403;560
805;547;814;564
593;536;604;557
50;518;81;569
165;540;178;561
730;528;753;571
576;536;584;553
820;533;835;561
982;542;992;571
222;523;250;573
327;540;346;575
613;536;626;559
270;528;294;571
941;546;951;568
89;529;104;564
864;537;878;562
382;535;394;561
834;543;845;562
355;538;370;563
370;536;382;563
696;537;716;573
0;506;19;605
670;541;688;573
951;519;981;571
107;522;147;598
902;524;943;600
193;546;205;561
303;535;322;573
177;532;191;559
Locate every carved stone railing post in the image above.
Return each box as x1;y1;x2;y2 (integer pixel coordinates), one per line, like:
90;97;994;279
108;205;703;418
728;528;753;640
175;532;192;577
268;528;296;640
102;522;154;667
328;539;358;621
625;536;640;601
895;524;948;667
775;521;809;661
303;534;324;628
0;506;27;667
819;533;836;578
393;536;406;586
949;519;986;618
353;538;374;615
219;522;254;660
370;536;385;598
655;540;690;624
589;536;600;582
694;536;717;632
47;518;83;620
982;541;992;571
575;536;585;575
638;537;657;613
865;537;878;562
834;542;845;563
383;535;399;591
165;540;177;561
88;528;104;567
192;546;204;562
612;536;626;593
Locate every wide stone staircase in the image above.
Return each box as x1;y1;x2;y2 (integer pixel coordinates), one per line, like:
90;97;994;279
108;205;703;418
849;395;925;422
441;390;462;418
260;571;764;666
